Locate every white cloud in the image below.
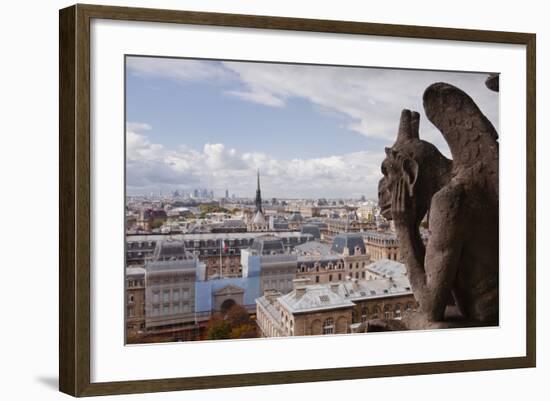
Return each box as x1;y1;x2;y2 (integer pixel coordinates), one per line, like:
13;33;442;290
127;57;499;155
222;62;499;152
224;90;285;107
126;123;383;198
127;57;232;83
126;122;152;132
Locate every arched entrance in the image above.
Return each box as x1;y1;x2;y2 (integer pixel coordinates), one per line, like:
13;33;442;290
220;299;236;314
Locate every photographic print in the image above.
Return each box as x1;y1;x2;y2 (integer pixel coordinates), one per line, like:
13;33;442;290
124;56;500;345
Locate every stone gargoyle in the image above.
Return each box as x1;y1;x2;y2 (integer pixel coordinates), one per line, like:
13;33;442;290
372;81;499;331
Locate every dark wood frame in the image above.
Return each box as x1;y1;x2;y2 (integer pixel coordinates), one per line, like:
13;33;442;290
59;3;536;397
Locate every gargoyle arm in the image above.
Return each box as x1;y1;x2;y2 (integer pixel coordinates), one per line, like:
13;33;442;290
396;183;465;321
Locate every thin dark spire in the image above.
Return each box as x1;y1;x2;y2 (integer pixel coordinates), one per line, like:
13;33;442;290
255;169;262;213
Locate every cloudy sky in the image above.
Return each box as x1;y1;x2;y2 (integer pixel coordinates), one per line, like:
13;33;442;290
126;56;499;199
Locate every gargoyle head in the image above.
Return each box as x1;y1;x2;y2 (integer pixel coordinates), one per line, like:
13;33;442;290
379;109;451;223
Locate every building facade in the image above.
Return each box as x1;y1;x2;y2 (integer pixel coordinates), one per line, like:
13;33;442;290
126;231;314;277
363;230;401;261
256;273;417;338
126;267;146;335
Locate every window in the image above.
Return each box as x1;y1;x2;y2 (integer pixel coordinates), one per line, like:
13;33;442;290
315;276;319;283
153;291;160;303
152;305;160;316
338;273;342;280
163;290;169;303
372;306;380;319
173;303;180;313
323;318;334;335
173;289;180;302
395;304;402;318
128;294;134;303
163;304;169;315
128;306;135;317
329;274;333;282
361;271;366;279
361;306;368;322
384;304;393;319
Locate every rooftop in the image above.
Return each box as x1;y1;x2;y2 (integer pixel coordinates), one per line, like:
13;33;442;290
331;233;366;255
250;235;285;255
126;266;145;277
294;241;333;257
277;275;413;314
145;258;198;273
278;284;355;314
366;259;407;278
127;231;308;242
151;239;194;261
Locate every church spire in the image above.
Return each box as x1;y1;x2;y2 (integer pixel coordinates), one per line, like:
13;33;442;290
255;169;262;213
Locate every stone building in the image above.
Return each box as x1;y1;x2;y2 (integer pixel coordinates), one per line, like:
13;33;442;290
293;233;372;283
256;279;355;337
241;235;297;295
143;241;206;337
126;231;313;277
363;230;401;261
256;273;417;338
324;218;376;243
126;266;145;335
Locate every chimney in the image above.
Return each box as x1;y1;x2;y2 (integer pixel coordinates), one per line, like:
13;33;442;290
295;286;306;299
293;278;309;299
264;289;280;304
330;282;339;294
293;277;310;289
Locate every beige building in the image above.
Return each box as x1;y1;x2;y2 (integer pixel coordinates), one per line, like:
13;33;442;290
256;279;354;337
126;267;146;334
363;231;401;261
256;273;417;338
324;218;375;242
294;234;372;283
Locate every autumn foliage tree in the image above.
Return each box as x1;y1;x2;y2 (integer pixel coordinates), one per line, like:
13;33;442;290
205;315;231;340
205;304;257;340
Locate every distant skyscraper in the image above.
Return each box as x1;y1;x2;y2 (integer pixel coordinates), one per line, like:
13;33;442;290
225;188;229;199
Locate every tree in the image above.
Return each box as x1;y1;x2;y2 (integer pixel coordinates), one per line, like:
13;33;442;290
225;304;251;327
206;316;231;340
231;323;257;339
150;218;165;229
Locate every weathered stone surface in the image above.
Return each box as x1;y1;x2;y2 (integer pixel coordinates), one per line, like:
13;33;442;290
376;80;499;330
485;73;500;92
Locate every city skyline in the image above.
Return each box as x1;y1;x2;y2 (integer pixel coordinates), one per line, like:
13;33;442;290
126;56;499;198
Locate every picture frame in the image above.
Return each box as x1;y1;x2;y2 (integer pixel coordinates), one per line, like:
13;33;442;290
59;3;536;397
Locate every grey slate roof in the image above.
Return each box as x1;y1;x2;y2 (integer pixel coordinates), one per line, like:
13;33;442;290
294;241;333;257
331;233;366;255
366;259;407;278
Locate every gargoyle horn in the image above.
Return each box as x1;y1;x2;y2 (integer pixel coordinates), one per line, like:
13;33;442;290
395;109;420;145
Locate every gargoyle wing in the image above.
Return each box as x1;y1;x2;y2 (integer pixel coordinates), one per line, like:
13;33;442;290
423;82;498;191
